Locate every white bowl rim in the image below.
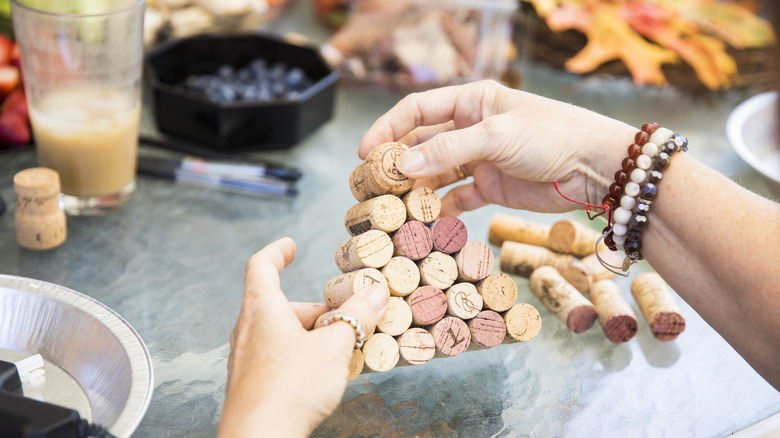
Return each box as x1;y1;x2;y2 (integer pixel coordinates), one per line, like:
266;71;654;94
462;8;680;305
725;91;779;183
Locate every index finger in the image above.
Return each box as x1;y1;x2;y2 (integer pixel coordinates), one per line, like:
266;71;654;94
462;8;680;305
242;237;298;322
358;81;494;159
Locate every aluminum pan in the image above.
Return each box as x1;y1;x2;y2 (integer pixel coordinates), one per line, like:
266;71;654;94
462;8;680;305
0;274;153;437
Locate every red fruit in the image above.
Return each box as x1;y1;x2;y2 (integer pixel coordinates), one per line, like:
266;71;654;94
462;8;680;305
0;65;19;96
10;42;20;70
0;35;12;66
0;111;30;145
2;89;28;123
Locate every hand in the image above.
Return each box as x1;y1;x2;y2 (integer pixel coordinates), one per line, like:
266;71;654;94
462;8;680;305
217;237;389;438
359;80;637;217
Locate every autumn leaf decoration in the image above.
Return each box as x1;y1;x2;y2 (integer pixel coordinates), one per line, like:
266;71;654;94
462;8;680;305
524;0;776;89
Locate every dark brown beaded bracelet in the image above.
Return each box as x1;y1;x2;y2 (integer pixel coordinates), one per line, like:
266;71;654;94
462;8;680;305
602;124;688;268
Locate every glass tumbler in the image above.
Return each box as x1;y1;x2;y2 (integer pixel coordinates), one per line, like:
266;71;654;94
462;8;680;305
11;0;145;215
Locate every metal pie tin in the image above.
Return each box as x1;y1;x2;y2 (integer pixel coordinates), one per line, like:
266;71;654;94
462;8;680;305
0;274;153;437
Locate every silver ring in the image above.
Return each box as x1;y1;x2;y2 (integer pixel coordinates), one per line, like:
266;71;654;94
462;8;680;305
321;312;366;350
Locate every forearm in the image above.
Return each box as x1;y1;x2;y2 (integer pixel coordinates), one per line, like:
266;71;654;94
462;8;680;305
637;153;780;389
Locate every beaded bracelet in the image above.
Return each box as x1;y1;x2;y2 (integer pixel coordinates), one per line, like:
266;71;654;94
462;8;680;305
552;122;688;273
601;123;688;270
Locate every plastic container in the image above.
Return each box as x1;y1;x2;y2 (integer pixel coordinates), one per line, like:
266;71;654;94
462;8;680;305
320;0;517;91
145;33;339;150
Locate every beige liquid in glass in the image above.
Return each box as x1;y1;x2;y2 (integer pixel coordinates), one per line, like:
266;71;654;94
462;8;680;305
30;88;140;198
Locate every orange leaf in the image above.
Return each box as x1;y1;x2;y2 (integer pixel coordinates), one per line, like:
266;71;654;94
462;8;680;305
564;6;677;86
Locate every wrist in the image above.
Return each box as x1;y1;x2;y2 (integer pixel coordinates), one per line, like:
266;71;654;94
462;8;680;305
585;121;638;205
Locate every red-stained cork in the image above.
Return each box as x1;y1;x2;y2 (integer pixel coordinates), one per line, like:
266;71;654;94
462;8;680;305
405;285;447;326
529;266;597;334
429;316;470;357
392;220;433;260
468;310;506;348
590;279;638;344
429;216;468;254
631;272;686;341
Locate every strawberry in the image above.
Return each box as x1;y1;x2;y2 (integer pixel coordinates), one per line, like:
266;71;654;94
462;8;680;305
0;110;30;145
2;89;28;123
0;35;12;66
0;65;19;97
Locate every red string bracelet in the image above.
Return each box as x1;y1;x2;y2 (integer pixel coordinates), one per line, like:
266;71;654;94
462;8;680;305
552;180;612;223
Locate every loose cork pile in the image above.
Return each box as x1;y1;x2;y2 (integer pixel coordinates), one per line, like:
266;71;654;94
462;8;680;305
492;213;685;344
320;143;543;379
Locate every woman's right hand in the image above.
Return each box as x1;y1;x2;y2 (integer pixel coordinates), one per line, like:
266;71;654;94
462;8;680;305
359;80;638;217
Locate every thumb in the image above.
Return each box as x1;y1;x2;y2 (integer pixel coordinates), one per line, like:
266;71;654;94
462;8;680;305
336;284;389;337
396;115;507;179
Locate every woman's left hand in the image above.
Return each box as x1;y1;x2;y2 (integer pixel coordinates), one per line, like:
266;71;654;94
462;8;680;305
218;237;389;437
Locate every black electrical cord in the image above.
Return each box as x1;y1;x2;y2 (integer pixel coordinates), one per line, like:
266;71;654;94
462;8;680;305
76;419;117;438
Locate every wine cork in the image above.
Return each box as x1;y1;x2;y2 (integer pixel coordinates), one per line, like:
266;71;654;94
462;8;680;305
429;216;468;254
428;316;470;357
590;279;638;343
344;195;407;236
468;310;506;348
376;297;413;336
418;251;458;290
454;241;494;282
502;303;542;342
402;187;441;224
347;349;365;381
396;327;436;366
349;164;374;202
499;241;573;278
547;219;605;258
381;256;421;297
324;268;389;308
392;220;433;260
562;251;622;294
528;266;597;334
361;333;400;372
405;285;448;326
475;273;518;313
445;282;483;320
14;168;67;251
362;142;416;197
631;272;686;341
488;213;550;247
335;229;394;273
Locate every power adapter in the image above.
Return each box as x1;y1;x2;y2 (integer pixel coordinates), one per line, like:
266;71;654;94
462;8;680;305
0;358;116;438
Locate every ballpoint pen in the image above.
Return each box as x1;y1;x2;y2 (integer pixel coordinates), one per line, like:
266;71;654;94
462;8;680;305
137;156;297;197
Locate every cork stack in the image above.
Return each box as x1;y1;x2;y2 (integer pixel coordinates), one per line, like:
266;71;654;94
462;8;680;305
491;213;684;343
321;143;543;378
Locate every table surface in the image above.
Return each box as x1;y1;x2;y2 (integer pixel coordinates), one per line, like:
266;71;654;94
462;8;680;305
2;2;779;436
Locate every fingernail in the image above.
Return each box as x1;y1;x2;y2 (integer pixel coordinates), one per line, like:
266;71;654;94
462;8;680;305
364;285;388;311
398;150;426;174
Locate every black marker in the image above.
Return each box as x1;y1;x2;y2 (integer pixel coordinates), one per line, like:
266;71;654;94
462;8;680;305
139;135;302;181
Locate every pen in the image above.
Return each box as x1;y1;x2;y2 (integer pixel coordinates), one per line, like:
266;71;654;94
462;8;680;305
139;135;302;181
137;156;297;197
175;169;297;197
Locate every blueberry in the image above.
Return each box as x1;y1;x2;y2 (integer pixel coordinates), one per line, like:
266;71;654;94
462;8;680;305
217;64;235;79
270;80;287;98
284;67;306;90
268;63;286;80
236;68;253;83
249;59;267;78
